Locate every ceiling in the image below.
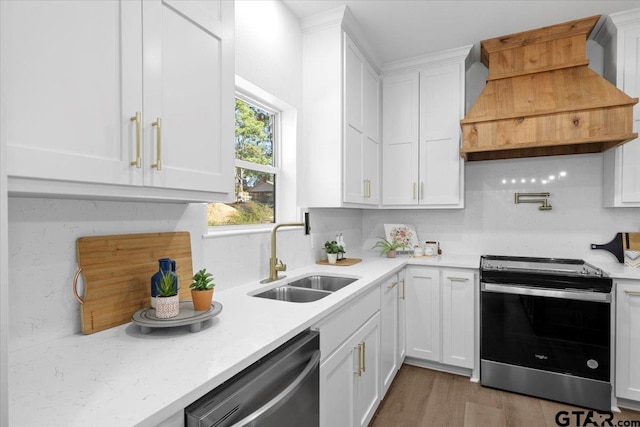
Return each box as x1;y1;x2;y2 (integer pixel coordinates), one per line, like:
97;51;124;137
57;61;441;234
281;0;640;65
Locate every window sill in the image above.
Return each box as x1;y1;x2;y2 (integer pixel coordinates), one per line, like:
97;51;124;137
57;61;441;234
203;224;304;239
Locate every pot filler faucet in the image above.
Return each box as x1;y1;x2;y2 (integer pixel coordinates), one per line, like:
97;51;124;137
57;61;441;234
261;212;311;284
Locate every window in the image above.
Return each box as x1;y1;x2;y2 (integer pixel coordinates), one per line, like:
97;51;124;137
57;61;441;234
208;96;279;226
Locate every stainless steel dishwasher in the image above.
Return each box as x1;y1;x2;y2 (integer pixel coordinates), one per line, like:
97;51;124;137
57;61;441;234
185;329;320;427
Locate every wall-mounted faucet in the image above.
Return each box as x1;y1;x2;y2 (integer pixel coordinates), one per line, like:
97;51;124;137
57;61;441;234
261;213;310;284
515;192;552;210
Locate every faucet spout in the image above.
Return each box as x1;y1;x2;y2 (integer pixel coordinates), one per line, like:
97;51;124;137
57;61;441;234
261;222;306;284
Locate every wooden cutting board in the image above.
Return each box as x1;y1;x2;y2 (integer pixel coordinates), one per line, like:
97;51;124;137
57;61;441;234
75;231;193;334
591;232;640;263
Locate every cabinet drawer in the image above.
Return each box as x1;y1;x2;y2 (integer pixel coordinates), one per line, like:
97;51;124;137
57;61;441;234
315;285;380;360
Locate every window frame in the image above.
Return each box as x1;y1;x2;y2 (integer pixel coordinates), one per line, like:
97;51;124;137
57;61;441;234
207;76;298;235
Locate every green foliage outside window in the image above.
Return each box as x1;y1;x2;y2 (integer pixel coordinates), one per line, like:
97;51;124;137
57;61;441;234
208;98;276;226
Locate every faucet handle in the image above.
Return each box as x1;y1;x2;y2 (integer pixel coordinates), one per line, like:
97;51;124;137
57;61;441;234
275;259;286;272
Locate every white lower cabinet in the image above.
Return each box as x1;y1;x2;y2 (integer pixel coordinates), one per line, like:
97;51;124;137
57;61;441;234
397;269;407;363
317;286;381;427
616;281;640;401
406;267;441;360
380;273;400;397
405;266;475;370
441;271;475;369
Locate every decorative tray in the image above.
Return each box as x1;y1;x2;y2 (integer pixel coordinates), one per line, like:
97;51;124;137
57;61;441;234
131;301;223;334
316;258;362;266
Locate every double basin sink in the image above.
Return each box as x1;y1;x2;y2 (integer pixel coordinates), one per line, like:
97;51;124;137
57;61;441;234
253;275;358;302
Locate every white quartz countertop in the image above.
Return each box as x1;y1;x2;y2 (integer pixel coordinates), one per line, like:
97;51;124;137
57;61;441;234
9;254;426;427
11;252;635;426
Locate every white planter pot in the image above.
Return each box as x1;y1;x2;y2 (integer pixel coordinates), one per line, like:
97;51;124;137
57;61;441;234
155;295;179;319
327;253;338;264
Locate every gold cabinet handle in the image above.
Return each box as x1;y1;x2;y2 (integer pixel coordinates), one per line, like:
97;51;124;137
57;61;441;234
388;281;398;289
401;279;405;300
363;179;369;199
421;182;424;200
355;343;363;376
129;112;142;168
413;182;417;200
447;277;470;282
361;341;366;373
624;290;640;296
151;118;162;170
366;180;372;198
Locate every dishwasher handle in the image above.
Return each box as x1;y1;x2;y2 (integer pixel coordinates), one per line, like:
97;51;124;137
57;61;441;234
230;349;321;427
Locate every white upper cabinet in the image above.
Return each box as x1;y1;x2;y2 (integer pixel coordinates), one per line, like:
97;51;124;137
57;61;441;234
419;65;463;205
2;0;234;202
601;9;640;207
142;0;233;195
381;47;470;208
301;8;381;208
2;1;141;187
382;73;420;205
344;50;380;206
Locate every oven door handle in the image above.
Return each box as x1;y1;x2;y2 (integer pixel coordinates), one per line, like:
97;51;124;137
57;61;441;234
481;282;611;303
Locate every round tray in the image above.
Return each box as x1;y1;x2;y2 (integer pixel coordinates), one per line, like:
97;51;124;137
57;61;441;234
131;301;223;334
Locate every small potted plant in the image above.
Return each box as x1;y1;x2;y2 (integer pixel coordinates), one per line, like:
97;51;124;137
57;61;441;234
372;238;405;258
190;268;215;311
324;240;345;264
155;271;179;319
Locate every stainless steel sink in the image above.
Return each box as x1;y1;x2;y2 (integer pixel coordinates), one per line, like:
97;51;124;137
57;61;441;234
252;274;359;303
287;275;357;292
253;286;332;303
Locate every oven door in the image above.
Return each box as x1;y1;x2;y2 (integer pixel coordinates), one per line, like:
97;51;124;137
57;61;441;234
481;282;610;381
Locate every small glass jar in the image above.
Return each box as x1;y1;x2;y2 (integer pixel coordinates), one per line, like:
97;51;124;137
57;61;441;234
413;246;424;257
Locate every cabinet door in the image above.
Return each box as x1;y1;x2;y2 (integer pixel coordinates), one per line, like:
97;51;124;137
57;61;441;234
604;21;640;207
345;34;364;133
616;282;640;401
380;276;399;397
398;269;407;362
354;313;381;427
382;73;419;205
621;129;640;203
405;267;441;361
621;19;640;203
419;65;463;206
344;33;379;206
441;270;475;369
320;337;356;427
3;0;143;186
142;0;233;194
343;33;365;204
362;63;380;205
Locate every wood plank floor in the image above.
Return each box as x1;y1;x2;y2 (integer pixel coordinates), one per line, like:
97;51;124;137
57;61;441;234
370;364;640;427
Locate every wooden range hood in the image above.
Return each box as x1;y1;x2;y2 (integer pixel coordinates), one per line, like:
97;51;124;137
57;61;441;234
460;15;638;161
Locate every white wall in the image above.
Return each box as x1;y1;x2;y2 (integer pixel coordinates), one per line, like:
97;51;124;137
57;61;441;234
363;153;640;262
235;0;302;108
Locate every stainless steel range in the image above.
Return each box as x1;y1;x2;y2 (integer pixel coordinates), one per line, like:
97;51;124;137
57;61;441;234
480;255;613;412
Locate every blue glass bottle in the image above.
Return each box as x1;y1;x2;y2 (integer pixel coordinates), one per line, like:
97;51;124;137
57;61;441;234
150;258;178;308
